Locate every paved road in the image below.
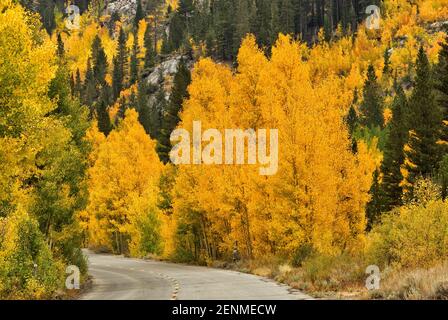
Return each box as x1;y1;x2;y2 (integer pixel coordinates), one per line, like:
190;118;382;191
80;251;312;300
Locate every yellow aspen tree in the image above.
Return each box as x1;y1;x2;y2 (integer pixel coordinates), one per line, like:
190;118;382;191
170;34;376;262
86;109;163;254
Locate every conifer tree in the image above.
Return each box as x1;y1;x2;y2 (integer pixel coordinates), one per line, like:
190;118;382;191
109;11;121;36
112;28;128;100
136;78;150;133
233;0;251;56
130;36;139;85
253;0;272;48
434;35;448;148
148;89;165;141
70;73;75;96
346;88;359;137
97;84;112;135
346;105;358;137
157;60;191;163
359;64;384;129
84;58;97;109
403;47;443;193
270;0;280;45
57;33;64;57
366;168;382;230
279;0;295;35
178;0;195;33
74;68;82;97
168;10;186;52
144;23;156;69
91;35;108;86
383;47;392;76
134;0;144;28
380;84;408;212
161;32;171;55
38;0;55;33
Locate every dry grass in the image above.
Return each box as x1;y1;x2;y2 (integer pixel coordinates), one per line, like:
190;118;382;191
370;261;448;300
218;254;448;300
231;254;367;299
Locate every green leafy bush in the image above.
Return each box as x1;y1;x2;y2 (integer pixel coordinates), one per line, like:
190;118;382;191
0;208;62;299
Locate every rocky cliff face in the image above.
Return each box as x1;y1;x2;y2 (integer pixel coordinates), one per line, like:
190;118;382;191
146;56;185;87
143;54;194;116
106;0;137;17
428;20;448;33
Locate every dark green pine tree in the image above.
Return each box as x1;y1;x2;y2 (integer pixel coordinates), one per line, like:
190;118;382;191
346;105;358;137
96;93;112;136
359;64;384;129
366;168;382;230
270;0;280;45
108;11;121;36
57;33;64;57
279;0;295;35
91;35;108;86
38;0;56;33
380;84;408;212
177;0;195;25
383;47;392;77
157;60;191;163
134;0;144;28
205;29;217;58
136;79;151;134
434;34;448;148
253;0;272;48
149;89;165;141
166;0;195;53
130;36;139;85
116;95;129;122
161;32;172;55
144;23;156;69
112;28;128;100
345;88;359;137
438;155;448;201
216;0;237;61
168;10;186;52
233;0;251;57
74;68;82;98
48;63;90;145
404;46;443;191
70;73;75;97
83;58;97;110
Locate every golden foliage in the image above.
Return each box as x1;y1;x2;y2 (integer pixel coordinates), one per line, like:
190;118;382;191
85;110;164;255
169;35;376;263
367;200;448;269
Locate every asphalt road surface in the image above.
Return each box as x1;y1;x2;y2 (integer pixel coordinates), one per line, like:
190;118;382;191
80;251;312;300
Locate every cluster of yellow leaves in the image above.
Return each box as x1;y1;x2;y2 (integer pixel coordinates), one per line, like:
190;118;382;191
63;20;116;78
83;110;164;256
0;0;59;209
302;0;446;102
168;35;377;262
166;0;178;10
367;198;448;269
108;84;138;122
419;0;448;21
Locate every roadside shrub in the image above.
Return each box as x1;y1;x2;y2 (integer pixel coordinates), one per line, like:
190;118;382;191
291;244;315;267
0;208;62;299
366;200;448;269
300;253;365;291
51;221;88;275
